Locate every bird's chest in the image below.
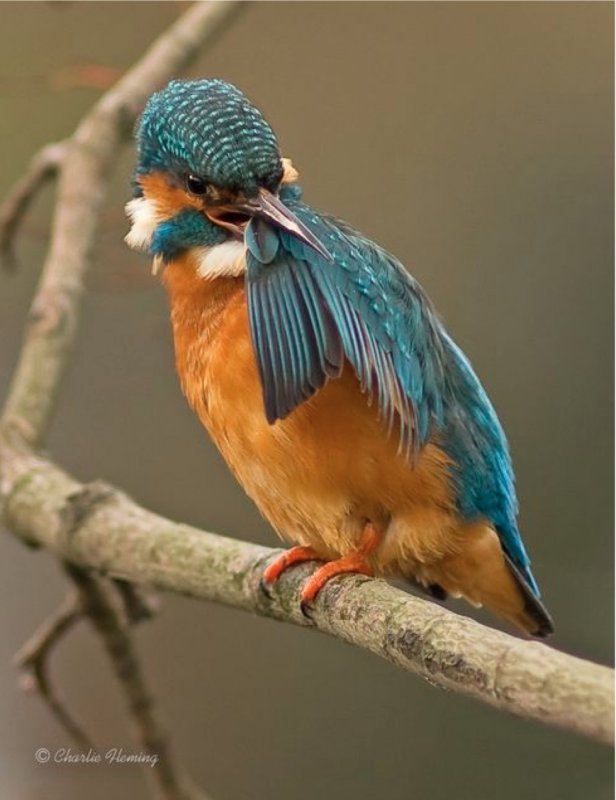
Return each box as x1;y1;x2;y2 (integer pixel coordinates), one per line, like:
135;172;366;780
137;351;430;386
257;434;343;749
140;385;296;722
162;257;260;439
162;256;357;541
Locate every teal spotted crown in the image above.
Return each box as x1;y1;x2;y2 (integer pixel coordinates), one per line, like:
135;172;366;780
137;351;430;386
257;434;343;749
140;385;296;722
136;79;283;194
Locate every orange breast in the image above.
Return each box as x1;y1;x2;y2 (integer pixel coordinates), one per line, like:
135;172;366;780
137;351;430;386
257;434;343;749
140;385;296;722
162;254;461;574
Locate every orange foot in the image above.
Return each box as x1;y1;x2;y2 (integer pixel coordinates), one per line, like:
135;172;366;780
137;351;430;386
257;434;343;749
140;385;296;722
260;546;322;597
299;554;374;615
300;523;380;616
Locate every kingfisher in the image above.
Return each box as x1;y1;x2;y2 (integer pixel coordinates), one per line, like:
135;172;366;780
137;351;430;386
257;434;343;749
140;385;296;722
125;78;553;637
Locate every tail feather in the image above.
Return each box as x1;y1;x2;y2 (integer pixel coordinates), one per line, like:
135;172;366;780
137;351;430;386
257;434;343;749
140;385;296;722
503;553;554;637
422;522;554;637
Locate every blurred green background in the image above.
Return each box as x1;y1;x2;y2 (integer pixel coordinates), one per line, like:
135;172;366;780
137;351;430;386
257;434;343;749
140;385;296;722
0;2;613;799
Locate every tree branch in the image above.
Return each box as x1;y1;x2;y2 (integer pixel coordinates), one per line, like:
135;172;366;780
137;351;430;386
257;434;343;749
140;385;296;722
2;446;613;747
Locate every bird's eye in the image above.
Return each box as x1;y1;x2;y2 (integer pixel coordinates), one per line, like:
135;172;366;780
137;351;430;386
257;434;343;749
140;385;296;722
186;174;208;195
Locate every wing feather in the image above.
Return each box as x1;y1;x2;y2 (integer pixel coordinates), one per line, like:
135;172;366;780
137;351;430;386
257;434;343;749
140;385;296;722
246;250;343;423
244;193;542;597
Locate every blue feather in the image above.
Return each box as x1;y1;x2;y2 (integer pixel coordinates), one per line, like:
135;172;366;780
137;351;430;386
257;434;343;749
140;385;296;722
245;217;280;264
245;194;541;596
246;248;343;423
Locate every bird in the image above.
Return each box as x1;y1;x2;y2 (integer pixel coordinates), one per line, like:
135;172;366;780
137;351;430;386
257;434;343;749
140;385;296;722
125;78;553;637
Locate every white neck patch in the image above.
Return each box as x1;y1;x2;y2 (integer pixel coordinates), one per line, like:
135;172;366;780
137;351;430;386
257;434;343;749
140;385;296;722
194;240;246;278
124;196;159;251
124;197;246;278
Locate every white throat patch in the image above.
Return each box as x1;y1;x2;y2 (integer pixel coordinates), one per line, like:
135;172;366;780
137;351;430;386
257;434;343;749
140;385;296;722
194;240;246;278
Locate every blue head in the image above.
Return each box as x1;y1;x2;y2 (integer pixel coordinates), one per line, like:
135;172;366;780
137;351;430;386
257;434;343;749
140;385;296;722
136;79;283;195
126;79;325;271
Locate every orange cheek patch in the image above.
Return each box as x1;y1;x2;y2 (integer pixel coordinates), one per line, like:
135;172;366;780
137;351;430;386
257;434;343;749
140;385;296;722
281;158;299;184
138;171;205;220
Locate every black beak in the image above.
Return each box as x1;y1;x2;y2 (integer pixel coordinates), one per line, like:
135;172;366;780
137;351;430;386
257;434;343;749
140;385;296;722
207;188;332;262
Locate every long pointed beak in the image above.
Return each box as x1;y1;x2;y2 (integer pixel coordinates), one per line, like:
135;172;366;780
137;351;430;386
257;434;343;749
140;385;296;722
209;188;332;262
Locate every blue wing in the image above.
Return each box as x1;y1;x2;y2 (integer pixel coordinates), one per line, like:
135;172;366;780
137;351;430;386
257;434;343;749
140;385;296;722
245;190;541;597
246;200;448;457
246;246;343;422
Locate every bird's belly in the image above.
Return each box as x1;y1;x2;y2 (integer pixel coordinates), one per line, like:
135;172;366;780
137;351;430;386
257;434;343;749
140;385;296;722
166;264;459;571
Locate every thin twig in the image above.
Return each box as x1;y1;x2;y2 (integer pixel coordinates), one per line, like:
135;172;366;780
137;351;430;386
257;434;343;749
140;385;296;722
13;588;92;749
113;578;161;625
64;564;209;800
13;573;160;749
0;141;69;268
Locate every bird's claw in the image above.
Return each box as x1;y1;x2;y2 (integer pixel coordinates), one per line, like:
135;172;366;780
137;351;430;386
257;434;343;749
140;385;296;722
259;577;275;600
259;546;322;604
299;597;315;620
